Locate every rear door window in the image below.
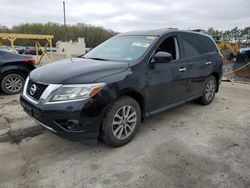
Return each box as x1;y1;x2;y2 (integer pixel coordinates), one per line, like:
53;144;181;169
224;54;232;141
181;36;201;57
181;33;217;58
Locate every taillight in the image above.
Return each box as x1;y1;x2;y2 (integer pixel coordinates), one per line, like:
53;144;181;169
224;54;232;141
23;59;36;65
30;59;36;64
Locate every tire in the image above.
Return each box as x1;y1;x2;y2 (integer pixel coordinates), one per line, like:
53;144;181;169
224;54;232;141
198;75;217;105
1;73;25;95
102;96;141;147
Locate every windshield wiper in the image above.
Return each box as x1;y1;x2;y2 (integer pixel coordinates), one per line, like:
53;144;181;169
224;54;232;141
85;57;109;61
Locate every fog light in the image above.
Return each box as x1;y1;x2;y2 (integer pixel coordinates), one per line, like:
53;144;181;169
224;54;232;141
56;119;82;131
66;120;80;130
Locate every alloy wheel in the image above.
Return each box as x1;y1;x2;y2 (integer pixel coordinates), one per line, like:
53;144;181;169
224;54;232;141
112;105;137;140
4;75;23;93
205;79;216;101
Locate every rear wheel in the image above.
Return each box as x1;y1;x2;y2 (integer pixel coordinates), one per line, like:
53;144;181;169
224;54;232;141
198;75;217;105
1;73;25;94
102;96;141;147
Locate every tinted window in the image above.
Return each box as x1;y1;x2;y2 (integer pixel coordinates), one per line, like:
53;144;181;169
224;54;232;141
181;36;201;57
198;35;218;53
181;33;217;58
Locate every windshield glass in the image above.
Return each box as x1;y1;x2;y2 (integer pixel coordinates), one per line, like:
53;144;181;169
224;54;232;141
84;35;157;61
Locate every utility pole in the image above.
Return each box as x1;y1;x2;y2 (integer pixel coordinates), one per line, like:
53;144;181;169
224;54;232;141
63;1;67;41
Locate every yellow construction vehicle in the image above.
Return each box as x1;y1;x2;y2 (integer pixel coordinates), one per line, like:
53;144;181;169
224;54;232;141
217;41;240;58
212;35;240;62
213;35;250;78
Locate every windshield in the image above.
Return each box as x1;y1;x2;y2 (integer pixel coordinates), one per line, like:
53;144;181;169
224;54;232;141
84;35;157;61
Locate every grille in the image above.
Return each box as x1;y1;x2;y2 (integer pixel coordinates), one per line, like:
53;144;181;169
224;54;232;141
26;79;48;100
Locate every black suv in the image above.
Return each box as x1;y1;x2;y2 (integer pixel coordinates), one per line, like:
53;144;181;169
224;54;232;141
20;29;223;147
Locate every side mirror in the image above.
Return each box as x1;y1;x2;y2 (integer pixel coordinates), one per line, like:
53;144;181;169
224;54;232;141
152;51;172;64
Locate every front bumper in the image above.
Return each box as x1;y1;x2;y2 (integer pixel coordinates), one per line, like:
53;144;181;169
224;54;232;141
20;94;107;145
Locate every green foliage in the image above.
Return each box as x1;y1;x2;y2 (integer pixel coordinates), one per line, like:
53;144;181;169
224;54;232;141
205;27;250;46
0;22;118;47
1;23;249;48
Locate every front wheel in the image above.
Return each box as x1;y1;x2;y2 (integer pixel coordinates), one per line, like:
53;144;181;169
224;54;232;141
1;73;25;95
198;75;217;105
102;96;141;147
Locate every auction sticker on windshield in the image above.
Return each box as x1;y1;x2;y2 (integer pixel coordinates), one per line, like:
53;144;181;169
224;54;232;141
132;42;150;48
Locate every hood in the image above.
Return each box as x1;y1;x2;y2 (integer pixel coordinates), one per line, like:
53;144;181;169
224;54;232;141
30;58;129;84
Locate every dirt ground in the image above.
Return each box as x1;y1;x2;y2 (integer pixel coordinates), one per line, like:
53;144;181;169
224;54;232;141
0;82;250;188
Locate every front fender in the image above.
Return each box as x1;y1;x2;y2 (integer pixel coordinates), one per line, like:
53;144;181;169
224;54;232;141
96;67;147;116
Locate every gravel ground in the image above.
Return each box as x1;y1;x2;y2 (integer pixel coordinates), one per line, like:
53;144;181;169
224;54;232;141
223;62;250;82
0;82;250;188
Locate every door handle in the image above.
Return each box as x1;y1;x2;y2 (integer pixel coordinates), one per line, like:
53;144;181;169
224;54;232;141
205;61;211;65
179;67;187;72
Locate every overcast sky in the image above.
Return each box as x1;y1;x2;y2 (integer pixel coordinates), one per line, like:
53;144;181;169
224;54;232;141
1;0;250;32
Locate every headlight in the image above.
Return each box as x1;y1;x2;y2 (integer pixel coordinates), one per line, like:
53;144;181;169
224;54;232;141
48;83;105;102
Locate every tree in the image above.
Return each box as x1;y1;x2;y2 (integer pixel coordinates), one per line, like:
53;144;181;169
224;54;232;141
1;22;118;47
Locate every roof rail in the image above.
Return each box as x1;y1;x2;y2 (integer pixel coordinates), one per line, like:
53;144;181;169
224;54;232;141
166;28;178;30
191;29;205;33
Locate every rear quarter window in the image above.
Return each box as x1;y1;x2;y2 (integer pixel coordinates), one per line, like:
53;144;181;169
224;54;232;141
181;33;218;58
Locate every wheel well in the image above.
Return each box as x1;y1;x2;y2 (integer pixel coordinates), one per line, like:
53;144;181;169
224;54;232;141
211;72;219;92
99;91;146;138
0;70;26;81
0;64;33;81
119;91;145;119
